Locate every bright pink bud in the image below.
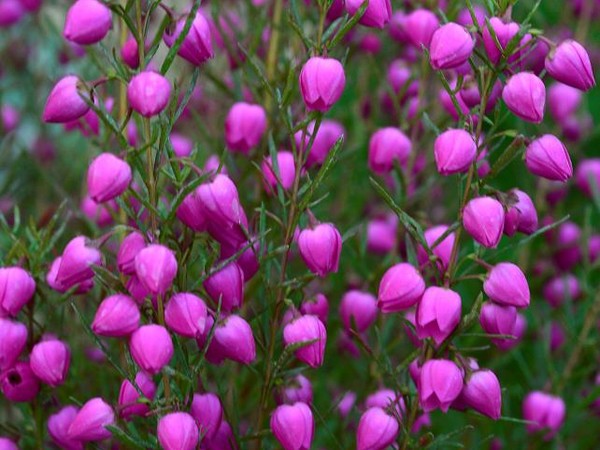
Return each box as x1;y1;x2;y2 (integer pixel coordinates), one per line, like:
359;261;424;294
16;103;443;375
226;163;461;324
346;0;391;28
365;389;405;416
377;263;425;312
203;261;244;312
117;232;145;275
48;406;82;450
416;287;461;346
262;151;296;193
29;339;70;387
523;391;565;439
484;262;530;308
386;59;412;95
461;369;502;419
283;315;326;368
548;83;582;123
463;196;505;248
191;392;223;440
220;240;260;281
67;397;114;441
300;294;329;324
0;319;27;371
434;129;477;175
545;40;595;91
118;372;156;419
542;274;581;307
55;236;101;289
368;127;411;174
419;359;463;412
127;71;171;117
43;76;90;123
0;267;35;317
206;314;256;365
482;18;519;64
429;23;474;70
176;188;208;232
479;301;518;349
502;72;545;123
0;361;39;402
80;196;115;227
366;215;397;255
170;132;193;158
525;134;573;182
197;174;246;230
457;5;486;27
298;223;342;277
356;407;399;450
157;412;199;450
87;153;131;203
276;374;313;405
47;257;93;294
417;225;456;270
575;158;600;196
120;36;139;69
63;0;111;45
270;402;314;450
224;102;267;154
404;8;439;49
294;120;345;168
163;12;213;66
164;293;207;338
337;391;356;418
339;290;378;332
506;189;538;235
299;57;346;112
129;325;173;374
134;244;177;295
92;294;140;337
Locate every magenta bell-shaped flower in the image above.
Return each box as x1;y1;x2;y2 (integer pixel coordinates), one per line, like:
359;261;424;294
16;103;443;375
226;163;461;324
523;391;566;439
429;22;474;70
157;412;199;450
118;372;156;419
365;389;405;416
197;174;247;233
283;315;326;368
482;17;519;64
368;127;412;174
300;294;329;325
120;36;140;69
345;0;391;28
191;392;223;440
505;189;538;236
0;266;35;317
203;261;244;312
545;39;595;91
484;262;530;308
63;0;111;45
43;76;90;124
163;12;213;66
176;188;208;232
294;119;345;168
575;158;600;197
92;294;140;337
417;225;456;271
55;236;101;289
117;232;145;275
404;8;439;49
542;274;581;307
299;57;346;112
87;153;132;203
525;134;573;182
479;301;518;349
129;325;173;374
127;71;171;117
0;361;40;402
134;244;178;295
270;402;314;450
356;407;399;450
67;397;114;442
460;369;502;419
29;339;70;387
170;133;193;158
0;318;27;371
434;129;477;175
339;290;378;332
262;151;296;193
416;287;461;346
548;83;582;123
201;314;256;365
463;196;505;248
224;102;267;154
298;222;342;277
502;72;546;123
276;374;313;405
419;359;463;412
377;263;425;312
48;406;83;450
164;293;207;338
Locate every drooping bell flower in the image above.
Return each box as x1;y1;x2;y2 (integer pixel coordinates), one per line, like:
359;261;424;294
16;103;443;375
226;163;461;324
92;294;140;337
525;134;573;182
377;263;425;312
345;0;392;29
164;293;208;338
368;127;412;174
460;369;502;419
63;0;112;45
270;402;314;450
416;287;461;346
545;39;595;91
462;196;505;248
54;236;101;290
339;290;378;332
203;261;244;312
522;391;566;439
118;372;156;420
157;412;199;450
0;318;27;371
127;71;171;117
224;102;267;154
434;129;477;175
29;339;70;387
163;11;213;66
283;315;327;368
87;153;132;203
429;22;474;70
129;324;174;374
299;57;346;112
404;8;439;49
0;267;35;317
297;223;342;277
48;406;82;450
190;392;223;440
483;262;530;308
356;407;399;450
67;397;114;442
42;76;90;124
418;359;463;412
502;72;546;123
134;244;178;295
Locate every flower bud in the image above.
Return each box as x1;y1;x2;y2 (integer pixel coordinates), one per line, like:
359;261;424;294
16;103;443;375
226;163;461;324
276;374;313;405
502;72;546;123
134;244;178;295
404;8;439;49
299;57;346;112
345;0;391;28
366;215;397;255
525;134;573;182
298;223;342;277
127;71;171;117
523;391;565;439
417;225;456;271
197;174;246;231
434;129;477;175
87;153;132;203
163;12;213;66
176;188;208;232
81;197;115;227
48;406;82;450
482;18;519;64
0;267;35;317
419;359;463;412
129;325;173;374
356;407;399;450
461;369;502;420
416;287;461;346
479;301;518;349
429;23;474;70
203;261;244;312
120;36;139;69
484;262;530;308
542;274;581;307
463;196;505;248
29;339;70;387
262;151;296;193
377;263;425;312
157;412;199;450
505;189;538;235
92;294;140;337
169;132;193;158
164;293;207;338
201;314;256;365
368;127;412;174
191;392;223;440
63;0;111;45
283;315;326;368
42;76;90;123
300;294;329;324
55;236;101;289
117;232;145;275
224;102;267;154
294;120;345;168
0;319;27;371
118;372;156;419
47;257;93;294
339;290;378;332
220;240;259;281
270;402;314;450
575;158;600;197
548;83;582;123
545;40;595;91
67;397;114;441
365;389;405;416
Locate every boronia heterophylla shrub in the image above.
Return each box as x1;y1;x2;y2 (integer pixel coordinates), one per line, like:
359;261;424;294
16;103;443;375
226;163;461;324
0;0;599;448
